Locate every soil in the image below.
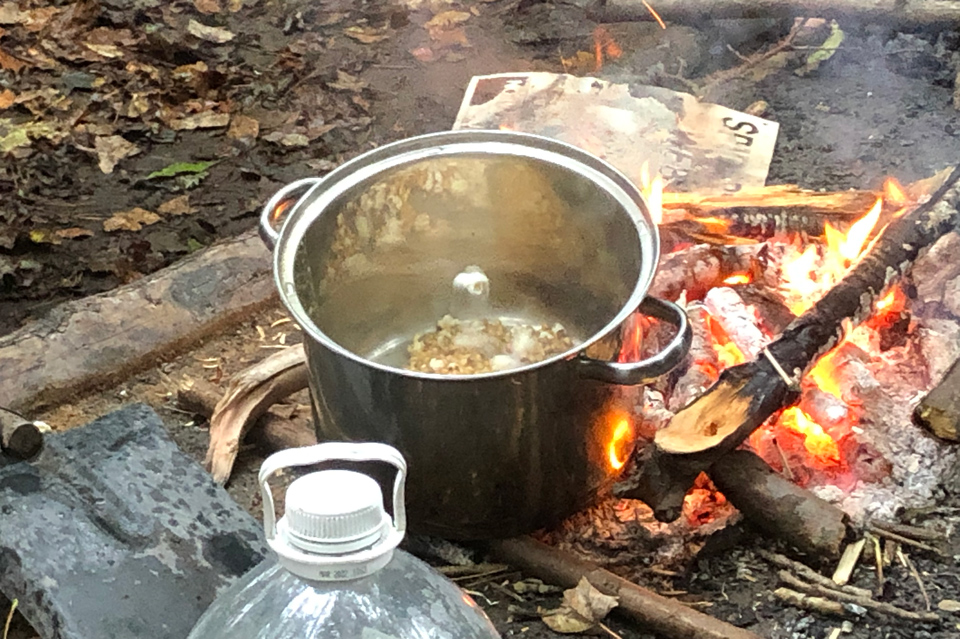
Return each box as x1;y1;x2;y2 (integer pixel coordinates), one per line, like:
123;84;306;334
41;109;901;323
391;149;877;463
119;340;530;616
3;1;960;638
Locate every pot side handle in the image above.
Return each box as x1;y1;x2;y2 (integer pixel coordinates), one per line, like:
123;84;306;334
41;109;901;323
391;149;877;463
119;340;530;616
259;177;325;250
577;297;692;385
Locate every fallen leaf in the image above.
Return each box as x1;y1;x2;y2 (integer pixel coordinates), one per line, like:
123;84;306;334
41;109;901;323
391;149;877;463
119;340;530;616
82;43;124;58
227;114;259;140
796;20;844;77
193;0;222;14
0;48;25;72
227;0;243;11
306;158;338;171
343;25;389;44
541;578;618;635
94;135;140;174
187;19;235;43
939;599;960;613
56;227;94;239
29;229;61;245
263;131;309;147
103;208;161;232
0;119;65;153
169;111;230;130
327;70;367;92
147;160;218;179
425;10;471;30
0;89;13;109
429;26;469;48
157;194;195;216
0;3;25;25
410;46;435;62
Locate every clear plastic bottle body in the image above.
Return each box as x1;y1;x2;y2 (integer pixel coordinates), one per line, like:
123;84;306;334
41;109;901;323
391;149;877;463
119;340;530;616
188;550;500;639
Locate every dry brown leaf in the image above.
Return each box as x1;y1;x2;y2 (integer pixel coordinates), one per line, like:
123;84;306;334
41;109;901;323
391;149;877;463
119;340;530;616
103;208;161;232
0;89;13;109
410;46;434;62
0;3;24;24
56;227;94;240
227;0;243;11
193;0;222;14
429;26;469;48
263;131;309;147
425;10;471;30
157;195;195;216
327;70;367;92
169;111;230;130
343;25;389;44
187;19;235;43
0;48;25;72
541;577;618;635
82;43;124;58
94;135;140;174
227;114;259;140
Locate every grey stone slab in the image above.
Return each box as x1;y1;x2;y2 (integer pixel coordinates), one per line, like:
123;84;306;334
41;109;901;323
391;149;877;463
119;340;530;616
0;403;268;639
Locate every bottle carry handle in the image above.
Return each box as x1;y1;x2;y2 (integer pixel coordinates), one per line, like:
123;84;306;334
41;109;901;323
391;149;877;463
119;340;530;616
259;442;408;546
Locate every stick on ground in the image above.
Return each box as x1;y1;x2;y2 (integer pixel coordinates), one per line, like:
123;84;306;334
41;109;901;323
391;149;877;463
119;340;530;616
778;571;941;622
0;407;44;459
489;536;762;639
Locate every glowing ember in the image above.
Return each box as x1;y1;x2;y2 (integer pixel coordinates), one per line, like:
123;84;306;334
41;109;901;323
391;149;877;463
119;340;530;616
723;273;751;285
705;313;747;368
618;312;644;363
807;348;844;400
778;407;841;465
607;416;633;470
592;26;622;71
874;285;906;315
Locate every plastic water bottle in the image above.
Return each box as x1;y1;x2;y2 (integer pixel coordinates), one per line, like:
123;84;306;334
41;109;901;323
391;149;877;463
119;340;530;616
188;442;501;639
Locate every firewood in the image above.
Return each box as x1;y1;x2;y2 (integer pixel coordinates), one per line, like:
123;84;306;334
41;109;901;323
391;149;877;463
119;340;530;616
757;550;873;598
489;536;763;639
703;287;769;359
204;344;311;484
708;450;850;558
913;355;960;442
0;230;275;413
627;166;960;521
588;0;960;27
0;407;44;459
774;588;847;617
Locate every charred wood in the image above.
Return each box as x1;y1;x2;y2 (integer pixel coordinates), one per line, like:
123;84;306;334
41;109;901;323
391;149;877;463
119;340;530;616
708;450;850;558
0;407;44;459
913;356;960;442
588;0;960;27
629;166;960;521
489;536;763;639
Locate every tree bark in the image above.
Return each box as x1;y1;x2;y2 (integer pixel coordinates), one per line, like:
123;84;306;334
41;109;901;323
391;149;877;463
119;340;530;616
0;407;44;459
629;166;960;522
589;0;960;27
0;230;276;413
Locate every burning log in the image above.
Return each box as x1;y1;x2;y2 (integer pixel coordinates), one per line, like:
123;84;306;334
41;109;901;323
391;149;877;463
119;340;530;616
489;536;763;639
0;407;45;459
588;0;960;27
913;356;960;442
626;166;960;521
709;450;850;557
703;287;769;360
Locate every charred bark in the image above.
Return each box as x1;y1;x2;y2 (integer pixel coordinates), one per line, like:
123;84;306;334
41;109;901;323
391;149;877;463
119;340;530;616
589;0;960;27
913;356;960;442
0;407;44;459
627;166;960;521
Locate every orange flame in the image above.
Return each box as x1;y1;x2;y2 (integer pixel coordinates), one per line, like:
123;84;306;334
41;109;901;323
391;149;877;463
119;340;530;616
778;407;841;465
705;313;746;369
607;416;633;470
638;160;664;225
807;348;844;400
884;177;908;207
618;312;644;363
826;197;882;264
874;286;905;315
723;273;752;285
642;0;667;29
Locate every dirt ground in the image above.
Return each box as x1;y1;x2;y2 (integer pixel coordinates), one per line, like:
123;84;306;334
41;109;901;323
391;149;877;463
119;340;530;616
4;0;960;638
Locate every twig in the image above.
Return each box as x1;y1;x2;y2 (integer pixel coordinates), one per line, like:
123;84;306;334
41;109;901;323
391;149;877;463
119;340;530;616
2;599;16;639
774;588;846;616
866;525;943;555
757;550;872;598
439;563;511;578
778;571;940;622
832;539;866;587
599;622;625;639
897;549;931;612
868;521;946;543
870;534;884;595
772;436;795;481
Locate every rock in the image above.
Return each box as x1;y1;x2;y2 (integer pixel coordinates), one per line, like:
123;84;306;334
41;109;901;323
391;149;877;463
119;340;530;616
0;404;268;639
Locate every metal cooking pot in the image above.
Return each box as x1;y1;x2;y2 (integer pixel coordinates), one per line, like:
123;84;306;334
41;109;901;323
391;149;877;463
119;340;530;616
260;130;691;539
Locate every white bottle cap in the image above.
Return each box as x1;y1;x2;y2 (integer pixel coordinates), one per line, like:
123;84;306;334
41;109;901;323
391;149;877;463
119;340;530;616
259;443;407;583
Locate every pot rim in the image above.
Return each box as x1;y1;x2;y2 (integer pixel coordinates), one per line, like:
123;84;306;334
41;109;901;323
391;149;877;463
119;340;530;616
272;129;661;380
